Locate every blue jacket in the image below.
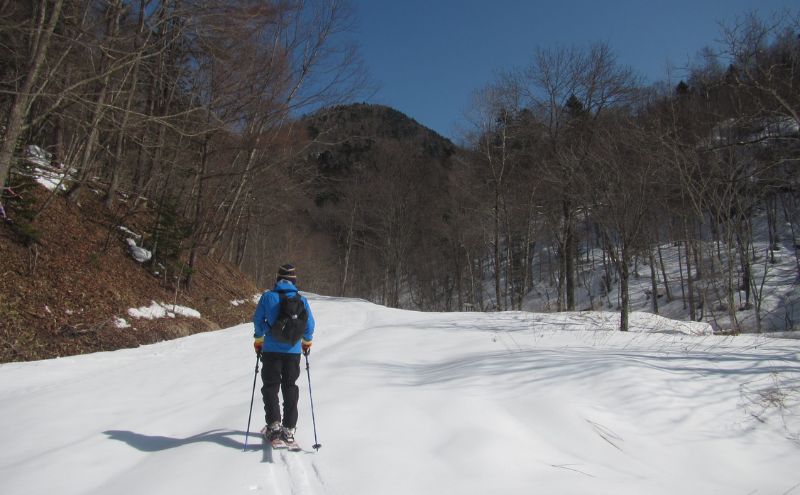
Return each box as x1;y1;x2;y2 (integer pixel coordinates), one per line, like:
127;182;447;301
253;279;315;354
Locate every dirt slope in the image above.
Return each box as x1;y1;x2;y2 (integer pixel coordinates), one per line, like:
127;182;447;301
0;184;261;363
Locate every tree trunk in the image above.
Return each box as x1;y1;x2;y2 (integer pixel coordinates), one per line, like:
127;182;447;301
564;198;576;310
649;247;659;314
494;189;502;311
105;4;146;210
340;202;357;297
0;0;64;187
557;240;566;311
657;243;672;302
208;145;258;257
67;1;124;205
455;243;464;311
684;224;696;321
677;240;687;309
779;193;800;279
736;232;752;307
619;257;630;332
521;201;536;310
66;82;109;204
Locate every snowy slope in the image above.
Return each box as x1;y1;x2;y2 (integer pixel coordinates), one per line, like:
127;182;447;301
1;295;799;494
519;212;800;334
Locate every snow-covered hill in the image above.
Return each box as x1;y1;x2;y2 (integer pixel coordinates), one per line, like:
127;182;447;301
1;295;799;494
519;211;800;335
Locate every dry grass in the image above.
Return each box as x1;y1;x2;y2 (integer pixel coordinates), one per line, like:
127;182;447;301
0;186;260;363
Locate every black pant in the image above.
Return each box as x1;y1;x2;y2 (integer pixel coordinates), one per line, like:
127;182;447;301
260;352;301;428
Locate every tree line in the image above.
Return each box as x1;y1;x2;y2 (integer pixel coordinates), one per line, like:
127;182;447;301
2;4;798;332
292;12;799;333
1;0;367;283
449;12;799;331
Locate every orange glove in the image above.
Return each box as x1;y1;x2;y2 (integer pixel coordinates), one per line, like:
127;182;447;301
254;337;264;354
301;339;312;356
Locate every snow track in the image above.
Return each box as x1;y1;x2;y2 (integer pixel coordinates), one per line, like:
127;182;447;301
259;446;327;495
279;451;314;495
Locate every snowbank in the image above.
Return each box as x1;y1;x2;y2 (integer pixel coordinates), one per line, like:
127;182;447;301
125;238;152;263
127;301;201;320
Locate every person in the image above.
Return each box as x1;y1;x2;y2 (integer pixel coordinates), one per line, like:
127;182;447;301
252;263;315;447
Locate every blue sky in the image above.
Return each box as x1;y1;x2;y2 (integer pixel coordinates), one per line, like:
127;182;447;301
350;0;798;141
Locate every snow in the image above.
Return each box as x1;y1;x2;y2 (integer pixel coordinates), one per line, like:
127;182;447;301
125;238;152;263
21;145;71;191
117;226;141;240
518;211;800;334
232;295;266;307
114;317;131;329
23;145;52;168
127;301;201;320
2;295;799;494
34;169;68;192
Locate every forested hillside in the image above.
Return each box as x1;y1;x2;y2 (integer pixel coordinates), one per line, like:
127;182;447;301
297;103;459;306
0;182;259;362
1;1;799;362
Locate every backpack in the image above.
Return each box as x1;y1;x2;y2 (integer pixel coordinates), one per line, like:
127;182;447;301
271;292;308;344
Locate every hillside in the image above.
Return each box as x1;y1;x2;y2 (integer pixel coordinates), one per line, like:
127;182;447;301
0;182;260;363
305;103;456;155
301;103;457;205
0;103;461;363
3;100;797;366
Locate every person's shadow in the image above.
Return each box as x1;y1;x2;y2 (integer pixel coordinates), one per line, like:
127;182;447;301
103;429;274;462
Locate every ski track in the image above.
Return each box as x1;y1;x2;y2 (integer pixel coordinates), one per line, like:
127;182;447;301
276;450;316;495
267;460;288;494
259;443;325;495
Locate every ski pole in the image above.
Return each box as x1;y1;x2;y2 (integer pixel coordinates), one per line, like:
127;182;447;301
243;352;260;451
304;352;322;451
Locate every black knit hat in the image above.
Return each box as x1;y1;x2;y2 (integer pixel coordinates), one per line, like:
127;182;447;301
277;263;297;283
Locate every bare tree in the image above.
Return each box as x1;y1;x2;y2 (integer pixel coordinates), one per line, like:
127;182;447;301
507;42;638;310
584;113;662;331
464;84;520;311
0;0;64;187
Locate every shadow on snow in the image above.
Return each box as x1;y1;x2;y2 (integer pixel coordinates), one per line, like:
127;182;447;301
103;429;261;453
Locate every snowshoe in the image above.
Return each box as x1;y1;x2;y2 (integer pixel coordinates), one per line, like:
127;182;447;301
283;427;302;452
262;422;288;449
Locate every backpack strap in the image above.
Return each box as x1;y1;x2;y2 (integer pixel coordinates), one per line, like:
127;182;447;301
266;292;288;330
275;286;300;295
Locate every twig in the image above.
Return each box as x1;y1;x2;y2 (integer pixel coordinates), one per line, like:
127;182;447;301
550;464;595;478
782;481;800;495
586;419;624;451
28;244;38;275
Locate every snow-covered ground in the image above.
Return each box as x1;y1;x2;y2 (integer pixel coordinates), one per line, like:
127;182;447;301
2;295;799;494
520;211;800;334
